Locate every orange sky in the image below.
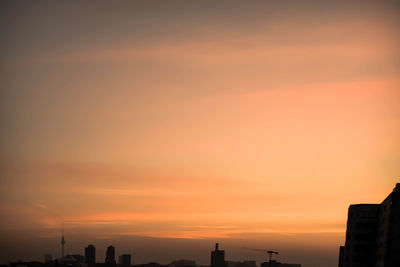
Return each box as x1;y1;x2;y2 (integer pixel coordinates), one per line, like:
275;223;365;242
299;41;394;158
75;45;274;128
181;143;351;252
0;1;399;267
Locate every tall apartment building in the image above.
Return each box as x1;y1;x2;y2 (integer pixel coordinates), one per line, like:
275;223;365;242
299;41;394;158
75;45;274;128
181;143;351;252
106;246;117;266
85;244;96;265
338;247;344;267
339;183;400;267
375;184;400;267
342;204;380;267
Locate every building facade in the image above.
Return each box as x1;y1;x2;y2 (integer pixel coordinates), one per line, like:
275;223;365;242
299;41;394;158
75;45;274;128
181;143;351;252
342;204;380;267
85;244;96;265
339;183;400;267
70;255;84;264
119;254;131;266
338;246;344;267
375;184;400;267
260;261;301;267
211;243;226;267
105;246;116;266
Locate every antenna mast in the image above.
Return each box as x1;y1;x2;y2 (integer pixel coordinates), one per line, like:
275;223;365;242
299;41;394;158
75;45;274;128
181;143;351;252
61;223;66;258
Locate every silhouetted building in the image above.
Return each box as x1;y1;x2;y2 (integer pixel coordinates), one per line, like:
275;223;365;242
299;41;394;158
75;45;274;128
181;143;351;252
10;261;44;267
85;245;96;265
211;243;226;267
105;246;116;266
132;263;167;267
118;254;131;266
339;183;400;267
168;260;195;267
44;254;52;263
70;255;84;264
342;204;380;267
169;260;195;267
375;183;400;267
260;261;300;267
338;246;344;267
58;255;81;267
226;261;257;267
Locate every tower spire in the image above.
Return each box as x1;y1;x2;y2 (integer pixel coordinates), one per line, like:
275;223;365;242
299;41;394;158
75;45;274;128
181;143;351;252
61;223;66;258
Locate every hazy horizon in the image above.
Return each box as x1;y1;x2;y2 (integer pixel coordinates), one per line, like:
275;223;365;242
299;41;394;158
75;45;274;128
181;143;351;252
1;1;399;267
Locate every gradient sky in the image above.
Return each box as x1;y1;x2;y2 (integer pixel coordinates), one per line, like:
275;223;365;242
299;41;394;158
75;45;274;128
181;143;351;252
1;1;400;267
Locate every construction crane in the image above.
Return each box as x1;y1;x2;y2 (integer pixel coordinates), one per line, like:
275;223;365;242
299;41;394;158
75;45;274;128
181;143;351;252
266;250;279;262
241;247;279;266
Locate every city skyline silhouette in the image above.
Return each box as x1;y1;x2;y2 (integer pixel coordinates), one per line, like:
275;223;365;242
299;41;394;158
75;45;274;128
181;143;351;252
2;184;399;267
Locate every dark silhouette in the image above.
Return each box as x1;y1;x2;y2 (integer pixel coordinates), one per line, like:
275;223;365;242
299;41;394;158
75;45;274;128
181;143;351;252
133;263;167;267
6;243;302;267
338;246;344;267
56;255;81;267
338;183;400;267
9;262;44;267
211;243;226;267
105;246;117;266
260;261;300;267
375;183;400;267
341;204;380;266
69;255;84;264
119;254;131;266
226;260;257;267
169;260;196;267
61;228;66;259
44;255;52;263
85;244;96;266
241;247;299;267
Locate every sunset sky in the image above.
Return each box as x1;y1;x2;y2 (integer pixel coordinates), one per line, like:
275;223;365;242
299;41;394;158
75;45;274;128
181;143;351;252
0;1;399;267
